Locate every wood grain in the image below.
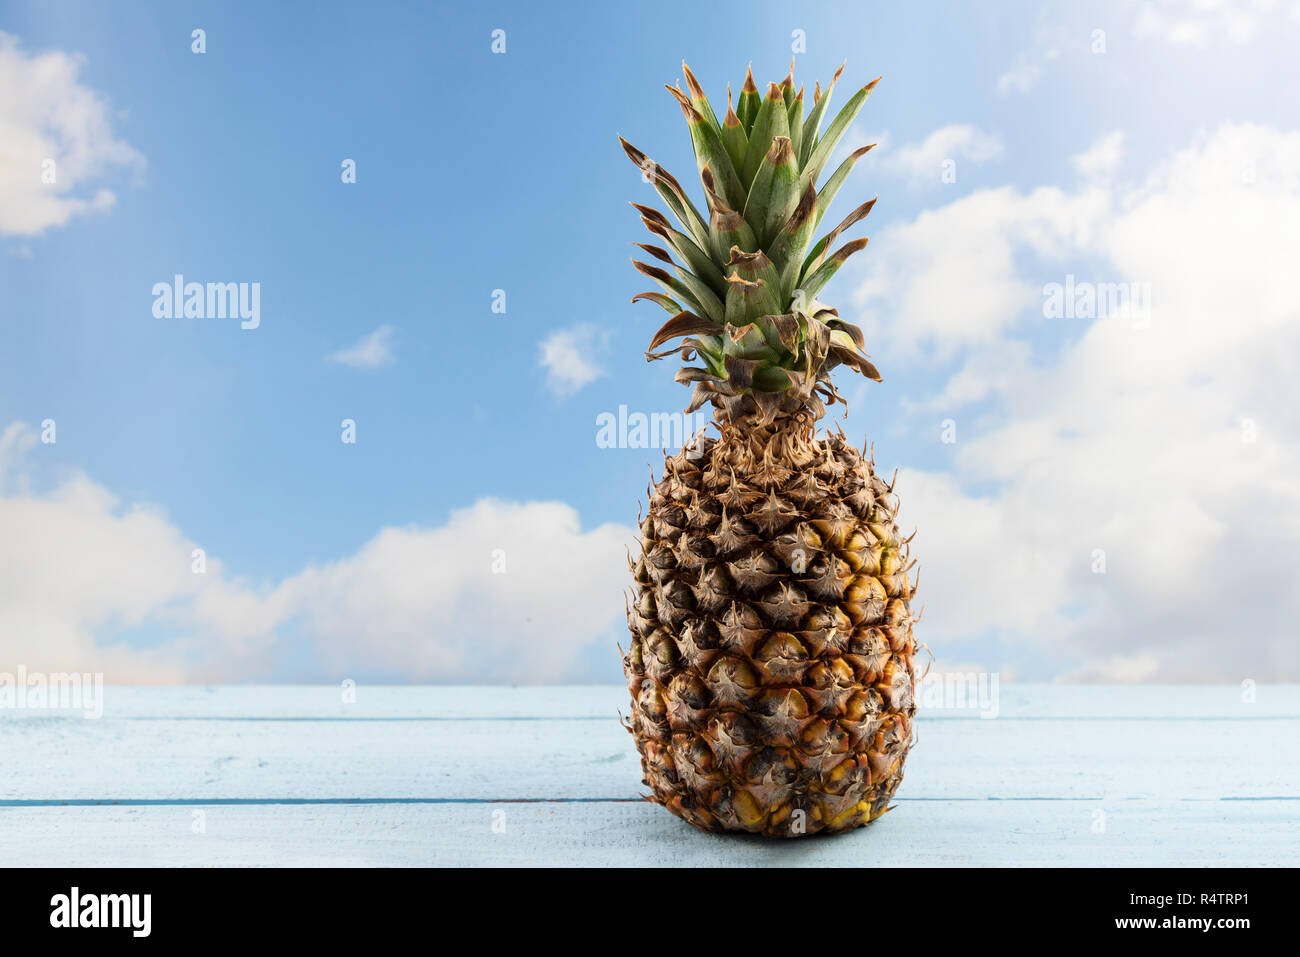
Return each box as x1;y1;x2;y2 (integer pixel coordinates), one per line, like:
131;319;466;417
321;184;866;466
1;685;1296;866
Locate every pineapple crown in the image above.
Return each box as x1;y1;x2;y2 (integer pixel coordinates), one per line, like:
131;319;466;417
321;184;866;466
622;60;882;425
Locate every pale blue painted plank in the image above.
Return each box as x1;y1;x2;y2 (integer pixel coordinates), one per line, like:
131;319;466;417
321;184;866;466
0;800;1293;867
0;714;1295;800
1;687;1296;866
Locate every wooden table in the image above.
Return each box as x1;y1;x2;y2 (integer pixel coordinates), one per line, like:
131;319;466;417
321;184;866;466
2;685;1295;866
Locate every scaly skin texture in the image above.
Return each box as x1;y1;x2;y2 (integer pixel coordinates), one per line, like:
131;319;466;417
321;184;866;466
623;413;918;837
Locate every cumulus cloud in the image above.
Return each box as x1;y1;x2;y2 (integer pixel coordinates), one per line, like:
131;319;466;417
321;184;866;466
853;183;1109;358
1133;0;1278;47
878;124;1003;187
274;500;632;682
996;59;1044;96
996;25;1064;96
539;324;606;395
1072;131;1125;181
328;324;396;369
0;421;37;482
0;425;633;683
0;439;203;682
0;31;144;236
852;123;1300;681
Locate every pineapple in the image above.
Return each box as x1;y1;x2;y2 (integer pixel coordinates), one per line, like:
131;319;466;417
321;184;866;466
620;61;918;837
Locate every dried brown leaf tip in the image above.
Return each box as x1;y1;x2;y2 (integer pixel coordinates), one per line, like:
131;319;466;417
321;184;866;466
780;182;816;233
634;242;675;265
865;75;882;93
640;216;669;240
618;135;647;167
630;291;677;309
682;61;706;100
766;135;794;163
726;246;767;269
724;273;761;290
631;202;670;228
832;237;870;263
665;84;700;121
632;259;672;282
742;64;758;94
766;81;783;101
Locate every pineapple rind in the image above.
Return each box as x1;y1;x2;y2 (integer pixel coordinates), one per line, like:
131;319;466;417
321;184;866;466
624;422;918;837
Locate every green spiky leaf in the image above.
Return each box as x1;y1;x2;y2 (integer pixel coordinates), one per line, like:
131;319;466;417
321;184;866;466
681;63;721;133
768;180;818;293
648;310;720;352
633;259;723;323
701;165;758;262
709;208;758;264
737;66;761;135
667;86;746;210
797;236;869;301
631;291;682;314
779;61;796;108
722;322;780;363
800;63;844;167
619;137;711;251
723;271;782;328
634;202;728;296
803;197;876;277
727;246;783;291
740;83;790;189
804;77;880;185
720;88;748;175
814;143;875;230
787;87;804;169
742;136;801;248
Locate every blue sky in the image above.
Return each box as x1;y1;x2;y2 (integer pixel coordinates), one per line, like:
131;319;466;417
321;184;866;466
2;0;1298;684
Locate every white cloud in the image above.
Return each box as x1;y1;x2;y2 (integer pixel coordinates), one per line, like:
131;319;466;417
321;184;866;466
853;183;1108;358
0;31;144;236
0;422;38;493
996;59;1043;96
1072;130;1125;181
1062;652;1161;683
0;424;634;683
328;324;396;369
539;324;606;395
878;124;1003;187
996;25;1063;96
852;123;1300;681
0;443;205;682
1133;0;1279;47
273;500;632;682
